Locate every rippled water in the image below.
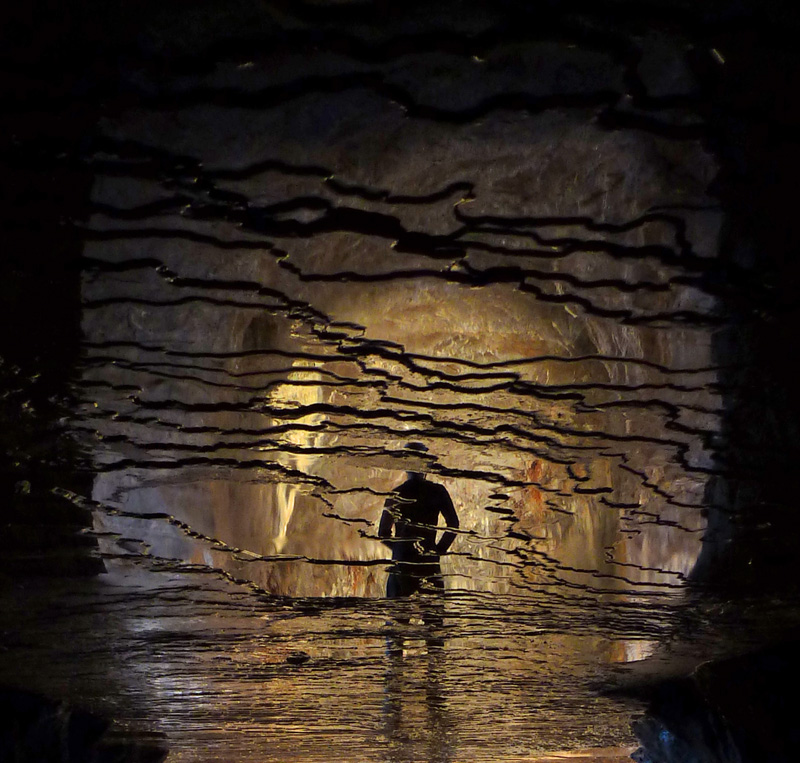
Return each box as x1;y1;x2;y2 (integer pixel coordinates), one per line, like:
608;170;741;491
3;4;800;762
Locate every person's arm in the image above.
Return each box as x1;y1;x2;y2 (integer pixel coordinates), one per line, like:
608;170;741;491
378;500;395;550
435;488;459;555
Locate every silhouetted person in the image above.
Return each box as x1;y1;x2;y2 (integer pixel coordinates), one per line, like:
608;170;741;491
378;443;459;598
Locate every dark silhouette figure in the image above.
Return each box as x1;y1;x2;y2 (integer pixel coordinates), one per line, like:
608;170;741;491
378;450;459;598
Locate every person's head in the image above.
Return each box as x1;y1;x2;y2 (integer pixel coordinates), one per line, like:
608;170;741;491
404;441;428;478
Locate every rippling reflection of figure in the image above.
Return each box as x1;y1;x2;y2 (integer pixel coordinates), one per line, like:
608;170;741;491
382;599;452;763
378;443;459;598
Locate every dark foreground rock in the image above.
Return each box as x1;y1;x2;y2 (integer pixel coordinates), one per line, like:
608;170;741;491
0;688;168;763
632;642;800;763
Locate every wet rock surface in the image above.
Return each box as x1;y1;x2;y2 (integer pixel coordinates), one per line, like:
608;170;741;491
3;2;800;762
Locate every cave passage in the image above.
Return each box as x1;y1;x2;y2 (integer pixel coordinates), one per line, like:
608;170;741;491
3;3;800;763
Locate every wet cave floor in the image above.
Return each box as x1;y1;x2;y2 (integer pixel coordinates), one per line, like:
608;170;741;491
4;3;800;762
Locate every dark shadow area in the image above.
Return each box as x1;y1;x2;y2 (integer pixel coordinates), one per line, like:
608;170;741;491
688;13;800;598
627;642;800;763
1;0;100;579
0;688;168;763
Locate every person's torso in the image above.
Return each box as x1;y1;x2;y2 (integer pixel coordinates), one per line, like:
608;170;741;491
390;478;445;557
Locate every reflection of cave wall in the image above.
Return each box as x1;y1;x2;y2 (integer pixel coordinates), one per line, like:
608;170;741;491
80;8;722;601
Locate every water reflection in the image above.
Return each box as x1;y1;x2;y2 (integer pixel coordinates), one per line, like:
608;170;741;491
382;599;451;763
65;43;722;758
9;3;797;761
